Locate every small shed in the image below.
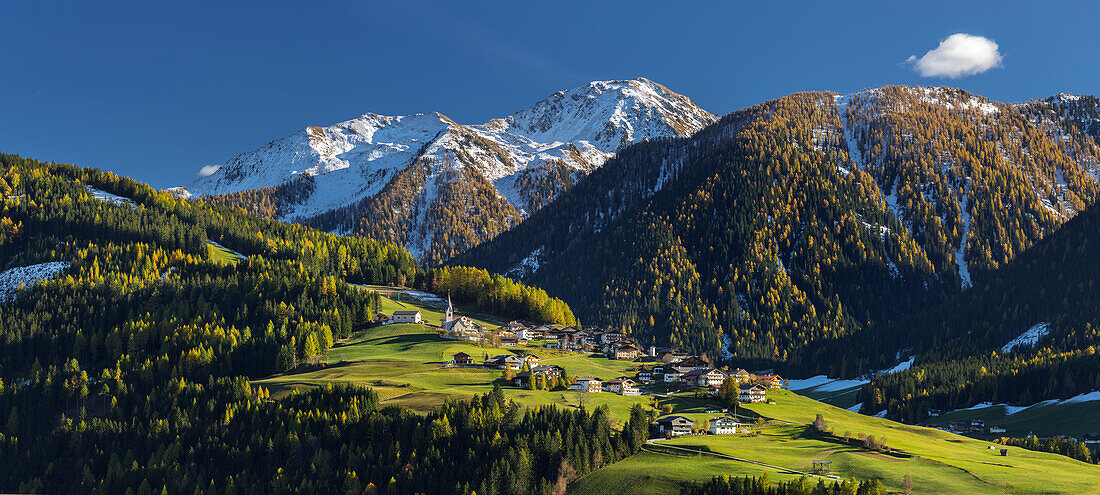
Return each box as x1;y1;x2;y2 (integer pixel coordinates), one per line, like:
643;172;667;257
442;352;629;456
811;460;832;474
1000;449;1009;456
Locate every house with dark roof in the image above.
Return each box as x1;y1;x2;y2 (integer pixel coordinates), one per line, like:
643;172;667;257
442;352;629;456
484;354;523;370
682;368;728;387
739;384;767;403
655;416;694;436
609;344;642;360
514;365;564;387
452;352;474;366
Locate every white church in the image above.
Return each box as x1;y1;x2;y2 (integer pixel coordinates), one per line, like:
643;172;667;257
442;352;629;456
440;296;481;341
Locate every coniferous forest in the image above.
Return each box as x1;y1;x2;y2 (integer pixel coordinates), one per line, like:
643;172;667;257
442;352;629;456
455;88;1100;381
0;152;595;493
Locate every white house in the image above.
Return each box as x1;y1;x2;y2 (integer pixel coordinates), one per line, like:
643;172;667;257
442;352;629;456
602;378;640;396
682;368;728;387
709;417;740;435
571;377;603;393
739;384;767;403
391;310;422;324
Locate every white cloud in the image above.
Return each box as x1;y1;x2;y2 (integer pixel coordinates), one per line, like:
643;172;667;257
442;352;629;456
198;164;222;177
906;33;1003;79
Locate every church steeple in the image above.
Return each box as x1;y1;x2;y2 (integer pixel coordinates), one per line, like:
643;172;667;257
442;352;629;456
444;294;454;325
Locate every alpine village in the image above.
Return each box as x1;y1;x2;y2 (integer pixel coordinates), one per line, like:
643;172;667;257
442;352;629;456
3;4;1100;494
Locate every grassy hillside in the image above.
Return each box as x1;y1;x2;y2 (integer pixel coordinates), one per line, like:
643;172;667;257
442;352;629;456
573;390;1100;495
252;296;1100;493
922;401;1100;439
255;295;667;422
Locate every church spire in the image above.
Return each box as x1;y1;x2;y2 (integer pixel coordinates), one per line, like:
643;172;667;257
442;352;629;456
444;294;454;324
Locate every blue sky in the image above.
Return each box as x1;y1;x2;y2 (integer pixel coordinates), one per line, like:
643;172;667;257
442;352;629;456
1;0;1097;187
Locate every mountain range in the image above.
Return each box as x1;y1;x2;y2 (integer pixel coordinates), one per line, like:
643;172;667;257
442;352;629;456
175;78;715;264
455;86;1100;371
176;79;1100;377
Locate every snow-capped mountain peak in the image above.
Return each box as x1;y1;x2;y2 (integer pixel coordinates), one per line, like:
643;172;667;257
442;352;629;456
505;77;714;151
175;78;716;263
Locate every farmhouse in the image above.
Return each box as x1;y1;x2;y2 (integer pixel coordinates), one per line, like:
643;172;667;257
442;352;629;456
499;335;519;347
990;425;1007;434
610;344;642;360
514;327;537;340
521;354;540;367
729;368;752;383
391;310;422;324
655;416;694;436
571;377;603;393
755;374;784;389
739;384;767;403
484;354;523;370
655;347;690;363
602;378;640;396
676;355;711;369
682;368;728;387
599;330;624;343
514;365;563;387
636;370;653;383
709;417;740;435
452;352;474;366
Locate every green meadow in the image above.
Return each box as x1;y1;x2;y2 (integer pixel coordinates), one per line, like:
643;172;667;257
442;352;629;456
920;400;1100;439
254;293;1100;494
255;294;675;422
206;240;244;264
574;390;1100;495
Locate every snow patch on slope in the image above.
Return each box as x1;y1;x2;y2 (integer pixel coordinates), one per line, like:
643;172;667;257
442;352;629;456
788;375;869;393
506;246;544;279
1002;322;1051;353
85;185;134;207
835;94;865;172
956;196;972;288
720;334;734;362
883;357;915;374
0;262;70;302
940;389;1100;418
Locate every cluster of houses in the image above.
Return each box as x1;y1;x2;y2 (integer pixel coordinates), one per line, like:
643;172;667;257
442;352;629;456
924;417;1007;435
570;376;642;395
925;418;1100;445
633;350;783;403
655;415;743;437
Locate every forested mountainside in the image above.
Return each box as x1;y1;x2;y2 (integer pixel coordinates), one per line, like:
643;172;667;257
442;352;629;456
187;78;716;265
857;195;1100;422
454;86;1100;372
0;152;596;494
